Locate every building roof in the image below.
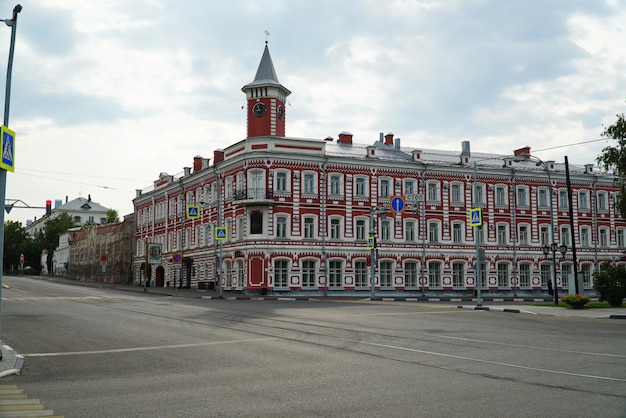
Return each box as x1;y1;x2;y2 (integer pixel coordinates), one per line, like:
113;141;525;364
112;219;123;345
325;139;602;177
242;44;290;92
59;196;109;213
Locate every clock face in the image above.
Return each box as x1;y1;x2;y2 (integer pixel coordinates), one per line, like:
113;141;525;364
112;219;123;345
277;104;284;120
252;102;266;118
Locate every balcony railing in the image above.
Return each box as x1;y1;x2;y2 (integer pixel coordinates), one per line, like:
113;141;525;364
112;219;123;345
234;188;273;202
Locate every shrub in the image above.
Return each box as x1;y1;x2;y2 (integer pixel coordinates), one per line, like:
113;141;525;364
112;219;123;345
593;261;626;307
561;294;590;307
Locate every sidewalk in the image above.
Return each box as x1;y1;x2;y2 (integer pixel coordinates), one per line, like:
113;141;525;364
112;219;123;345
0;342;24;378
456;303;626;319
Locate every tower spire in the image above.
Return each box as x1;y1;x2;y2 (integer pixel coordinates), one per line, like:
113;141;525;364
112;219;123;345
242;41;291;138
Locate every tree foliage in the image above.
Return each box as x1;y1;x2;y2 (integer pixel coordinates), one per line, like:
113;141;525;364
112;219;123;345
33;212;76;272
596;113;626;219
593;261;626;307
4;213;90;273
3;220;31;272
106;209;120;223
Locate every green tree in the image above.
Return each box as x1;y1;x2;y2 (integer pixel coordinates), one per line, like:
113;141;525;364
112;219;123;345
33;212;76;272
593;261;626;307
3;220;31;273
597;113;626;218
106;209;120;223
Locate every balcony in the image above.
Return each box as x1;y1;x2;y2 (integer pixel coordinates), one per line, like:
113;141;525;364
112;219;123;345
233;188;274;205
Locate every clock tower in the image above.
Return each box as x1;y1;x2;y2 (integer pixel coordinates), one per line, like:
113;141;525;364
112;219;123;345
242;43;291;138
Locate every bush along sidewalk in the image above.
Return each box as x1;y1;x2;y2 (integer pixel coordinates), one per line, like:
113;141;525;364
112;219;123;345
593;261;626;307
561;294;590;309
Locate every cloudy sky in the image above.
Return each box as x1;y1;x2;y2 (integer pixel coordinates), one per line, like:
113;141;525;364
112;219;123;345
1;0;625;225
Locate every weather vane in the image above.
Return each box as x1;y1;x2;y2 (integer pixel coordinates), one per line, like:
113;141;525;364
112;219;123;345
265;30;270;44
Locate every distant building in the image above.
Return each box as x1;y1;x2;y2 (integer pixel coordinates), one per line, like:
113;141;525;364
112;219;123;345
26;195;111;237
133;43;626;296
66;214;134;284
52;231;71;276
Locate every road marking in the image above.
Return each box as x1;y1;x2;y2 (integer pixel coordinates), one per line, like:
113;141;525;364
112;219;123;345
0;384;62;416
345;338;626;382
24;337;278;357
2;295;131;302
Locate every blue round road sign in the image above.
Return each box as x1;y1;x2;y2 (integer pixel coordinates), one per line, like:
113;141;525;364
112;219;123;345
390;196;405;213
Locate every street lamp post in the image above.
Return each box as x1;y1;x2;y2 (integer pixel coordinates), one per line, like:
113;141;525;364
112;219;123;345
542;242;559;304
559;243;567;291
523;155;559;304
0;4;22;350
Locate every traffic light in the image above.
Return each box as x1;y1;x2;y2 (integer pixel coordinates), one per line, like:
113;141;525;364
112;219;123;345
45;200;51;216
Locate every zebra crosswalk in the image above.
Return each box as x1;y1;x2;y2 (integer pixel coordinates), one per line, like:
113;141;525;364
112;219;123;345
0;384;63;417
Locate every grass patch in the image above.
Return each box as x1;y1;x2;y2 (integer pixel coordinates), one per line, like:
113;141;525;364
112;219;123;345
533;301;626;309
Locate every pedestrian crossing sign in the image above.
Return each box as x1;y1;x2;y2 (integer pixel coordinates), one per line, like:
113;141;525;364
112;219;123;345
367;236;375;250
215;226;228;240
0;125;15;172
186;205;200;219
469;207;482;227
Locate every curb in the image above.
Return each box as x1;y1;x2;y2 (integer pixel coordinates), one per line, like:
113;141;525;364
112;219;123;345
0;343;24;378
457;305;525;314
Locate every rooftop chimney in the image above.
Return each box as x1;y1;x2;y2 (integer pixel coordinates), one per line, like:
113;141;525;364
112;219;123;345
384;132;394;146
193;155;204;172
214;149;224;164
461;140;471;156
514;146;531;158
338;131;353;145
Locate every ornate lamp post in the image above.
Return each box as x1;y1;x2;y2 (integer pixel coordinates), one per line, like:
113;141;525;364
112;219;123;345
542;242;559;304
559;243;567;291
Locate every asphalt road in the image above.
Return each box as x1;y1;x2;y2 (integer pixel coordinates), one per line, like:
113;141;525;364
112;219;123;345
1;276;625;417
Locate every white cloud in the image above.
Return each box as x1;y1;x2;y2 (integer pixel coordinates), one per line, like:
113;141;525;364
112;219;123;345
2;0;624;226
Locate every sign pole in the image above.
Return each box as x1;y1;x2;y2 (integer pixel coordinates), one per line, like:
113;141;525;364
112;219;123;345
473;162;482;306
0;5;22;348
369;208;376;300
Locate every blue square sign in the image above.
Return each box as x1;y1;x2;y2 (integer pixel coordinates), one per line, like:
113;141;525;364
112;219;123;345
469;207;482;227
0;125;15;172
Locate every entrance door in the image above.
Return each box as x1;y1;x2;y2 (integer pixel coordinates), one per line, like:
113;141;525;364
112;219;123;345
249;256;265;288
155;266;165;287
184;261;192;288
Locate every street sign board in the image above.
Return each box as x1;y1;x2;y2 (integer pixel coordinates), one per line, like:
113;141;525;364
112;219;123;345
100;254;108;263
186;205;200;219
172;252;183;265
390;196;405;214
367;235;375;250
469;207;483;227
0;125;15;172
405;193;423;202
215;226;228;240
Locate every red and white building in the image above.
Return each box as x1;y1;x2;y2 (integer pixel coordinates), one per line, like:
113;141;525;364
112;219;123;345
133;44;626;296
